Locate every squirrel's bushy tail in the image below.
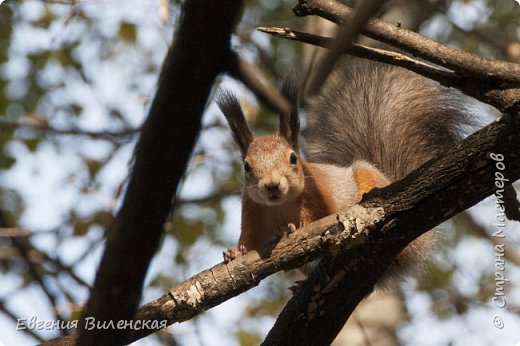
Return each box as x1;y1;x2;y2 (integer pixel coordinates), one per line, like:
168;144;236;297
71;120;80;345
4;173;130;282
303;58;472;181
304;59;475;286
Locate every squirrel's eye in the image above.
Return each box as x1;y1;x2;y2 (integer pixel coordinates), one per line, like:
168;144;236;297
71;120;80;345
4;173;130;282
244;161;251;173
290;152;298;165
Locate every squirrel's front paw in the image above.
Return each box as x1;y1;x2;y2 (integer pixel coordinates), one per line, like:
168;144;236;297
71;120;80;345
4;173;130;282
280;223;298;236
223;245;247;263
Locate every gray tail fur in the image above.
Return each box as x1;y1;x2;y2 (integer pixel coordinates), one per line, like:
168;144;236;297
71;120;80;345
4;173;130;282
303;58;473;181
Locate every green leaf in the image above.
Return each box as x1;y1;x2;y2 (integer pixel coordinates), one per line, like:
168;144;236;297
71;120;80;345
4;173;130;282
235;330;261;346
85;159;102;177
118;22;137;43
0;155;15;170
23;138;40;152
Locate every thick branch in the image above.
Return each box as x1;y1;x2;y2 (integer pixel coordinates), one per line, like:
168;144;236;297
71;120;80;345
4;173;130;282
504;184;520;221
263;114;520;345
75;1;243;345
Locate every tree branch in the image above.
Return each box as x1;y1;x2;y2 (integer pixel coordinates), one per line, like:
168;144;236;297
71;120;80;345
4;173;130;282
75;1;244;345
0;211;69;331
256;27;520;112
258;27;455;83
293;0;520;86
0;119;140;141
43;111;520;346
1;226;91;288
458;212;520;265
227;52;293;116
504;184;520;221
304;0;385;96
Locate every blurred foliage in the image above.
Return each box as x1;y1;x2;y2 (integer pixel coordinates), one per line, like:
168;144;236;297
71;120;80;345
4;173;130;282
0;0;518;345
235;329;262;346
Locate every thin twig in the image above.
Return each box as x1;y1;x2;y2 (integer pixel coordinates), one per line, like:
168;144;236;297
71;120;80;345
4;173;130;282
0;120;141;140
43;0;80;4
257;26;520;111
0;228;31;237
303;0;386;96
293;0;520;86
11;237;69;332
257;26;455;82
458;212;520;265
227;52;293;116
175;187;240;206
237;31;279;78
4;229;91;289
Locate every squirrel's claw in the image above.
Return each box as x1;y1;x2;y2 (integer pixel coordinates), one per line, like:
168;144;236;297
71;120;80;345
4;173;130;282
280;223;298;237
223;245;248;264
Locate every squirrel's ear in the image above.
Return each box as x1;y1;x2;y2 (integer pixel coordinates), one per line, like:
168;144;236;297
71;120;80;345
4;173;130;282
279;75;300;151
216;90;254;157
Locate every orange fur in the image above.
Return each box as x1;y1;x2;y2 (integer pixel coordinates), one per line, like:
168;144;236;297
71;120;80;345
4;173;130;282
238;160;336;255
351;162;390;200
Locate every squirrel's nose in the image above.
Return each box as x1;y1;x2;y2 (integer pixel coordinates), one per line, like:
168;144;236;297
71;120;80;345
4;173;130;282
264;182;280;193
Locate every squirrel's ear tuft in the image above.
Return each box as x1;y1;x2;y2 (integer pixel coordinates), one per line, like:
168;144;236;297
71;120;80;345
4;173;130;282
280;74;299;106
216;90;254;157
279;74;300;151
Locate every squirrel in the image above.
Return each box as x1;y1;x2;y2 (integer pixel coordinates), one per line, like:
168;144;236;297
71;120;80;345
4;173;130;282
216;58;471;283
